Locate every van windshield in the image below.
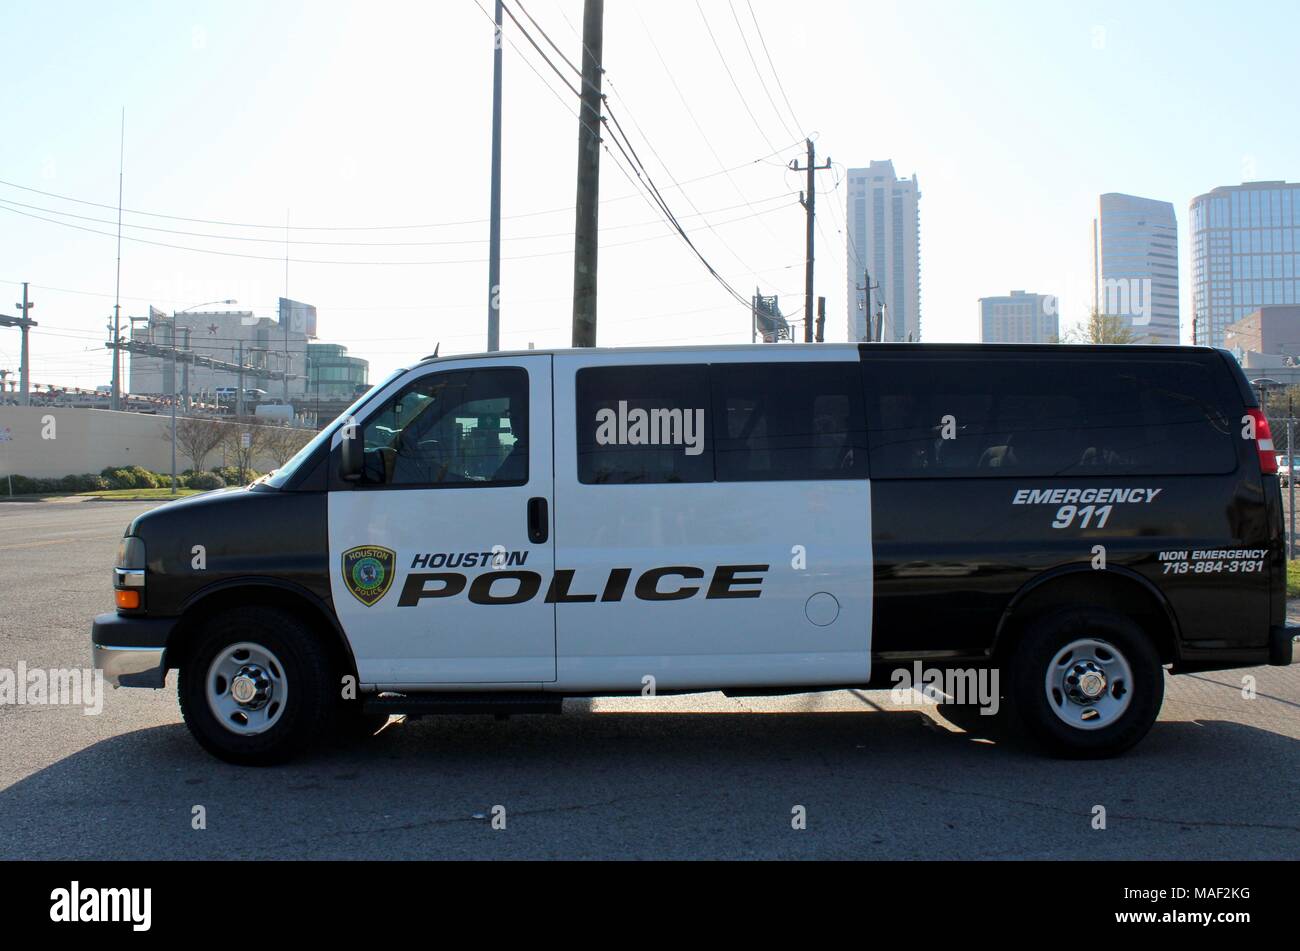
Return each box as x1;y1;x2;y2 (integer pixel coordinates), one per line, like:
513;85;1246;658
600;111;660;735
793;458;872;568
261;369;406;489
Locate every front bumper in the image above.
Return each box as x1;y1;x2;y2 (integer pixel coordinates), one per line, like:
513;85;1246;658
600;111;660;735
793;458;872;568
91;612;176;688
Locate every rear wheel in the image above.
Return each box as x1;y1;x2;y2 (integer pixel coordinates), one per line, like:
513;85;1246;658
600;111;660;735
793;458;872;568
1008;608;1164;758
179;606;334;766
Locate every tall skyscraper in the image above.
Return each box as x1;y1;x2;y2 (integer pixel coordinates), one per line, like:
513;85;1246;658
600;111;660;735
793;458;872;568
1190;180;1300;348
845;161;921;342
1092;193;1179;345
979;290;1059;343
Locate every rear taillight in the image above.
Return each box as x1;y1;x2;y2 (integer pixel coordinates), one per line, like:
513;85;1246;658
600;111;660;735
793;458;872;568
1248;408;1278;474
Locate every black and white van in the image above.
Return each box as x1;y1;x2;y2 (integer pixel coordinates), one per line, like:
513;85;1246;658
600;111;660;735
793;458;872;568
92;343;1296;764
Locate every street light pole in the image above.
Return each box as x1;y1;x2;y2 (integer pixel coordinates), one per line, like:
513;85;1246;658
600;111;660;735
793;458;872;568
169;318;178;494
487;0;503;352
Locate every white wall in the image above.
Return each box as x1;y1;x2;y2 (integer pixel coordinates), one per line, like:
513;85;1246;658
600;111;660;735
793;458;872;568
0;406;293;478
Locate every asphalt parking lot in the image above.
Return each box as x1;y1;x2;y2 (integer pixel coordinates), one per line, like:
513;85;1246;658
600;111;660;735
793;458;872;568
1;498;1297;860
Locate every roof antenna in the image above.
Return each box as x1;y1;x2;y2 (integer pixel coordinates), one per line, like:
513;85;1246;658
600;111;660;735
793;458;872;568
421;343;441;361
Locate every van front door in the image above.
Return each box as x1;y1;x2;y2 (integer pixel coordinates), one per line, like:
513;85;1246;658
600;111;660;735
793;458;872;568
327;356;555;686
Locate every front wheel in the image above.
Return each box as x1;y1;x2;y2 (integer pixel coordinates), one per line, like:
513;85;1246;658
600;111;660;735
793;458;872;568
179;606;335;766
1008;608;1164;758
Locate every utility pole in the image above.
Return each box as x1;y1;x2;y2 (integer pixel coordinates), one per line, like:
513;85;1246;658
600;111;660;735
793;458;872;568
571;0;604;348
487;0;504;352
112;108;125;411
790;139;832;342
236;341;244;420
16;283;33;405
1290;395;1296;560
815;297;826;343
181;326;191;411
857;267;880;343
169;318;178;495
282;312;291;405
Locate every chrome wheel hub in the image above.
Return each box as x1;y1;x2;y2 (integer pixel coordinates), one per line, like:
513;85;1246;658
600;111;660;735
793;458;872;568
230;665;273;709
1045;638;1132;731
207;643;288;736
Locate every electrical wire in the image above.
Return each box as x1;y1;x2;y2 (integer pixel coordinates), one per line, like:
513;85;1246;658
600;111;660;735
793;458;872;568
0;192;792;267
745;0;806;138
727;0;798;142
694;0;783;157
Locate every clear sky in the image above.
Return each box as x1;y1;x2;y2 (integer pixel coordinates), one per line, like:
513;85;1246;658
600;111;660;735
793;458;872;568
1;0;1296;388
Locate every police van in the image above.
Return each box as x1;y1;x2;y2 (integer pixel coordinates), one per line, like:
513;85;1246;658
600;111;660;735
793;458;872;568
92;343;1295;764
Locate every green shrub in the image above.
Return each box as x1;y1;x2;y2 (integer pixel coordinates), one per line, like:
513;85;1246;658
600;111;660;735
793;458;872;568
210;466;258;486
187;471;226;490
100;465;162;489
4;475;39;495
60;473;108;492
102;468;135;489
3;475;63;495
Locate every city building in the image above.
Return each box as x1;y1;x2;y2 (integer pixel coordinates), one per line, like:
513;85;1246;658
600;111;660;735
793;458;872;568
128;298;316;402
1190;180;1300;348
307;343;369;401
845;160;921;342
978;290;1059;343
1092;193;1179;345
1223;306;1300;385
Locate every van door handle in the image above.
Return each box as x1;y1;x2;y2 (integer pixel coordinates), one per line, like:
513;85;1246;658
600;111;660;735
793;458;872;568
527;497;549;544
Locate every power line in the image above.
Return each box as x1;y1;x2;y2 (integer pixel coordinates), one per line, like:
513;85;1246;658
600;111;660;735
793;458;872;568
0;146;794;234
494;0;581;97
493;0;761;313
511;0;582;76
0;190;794;248
0;193;792;268
727;0;798;142
602;103;752;309
0;260;803;313
629;7;791;246
745;0;806;137
694;0;783;157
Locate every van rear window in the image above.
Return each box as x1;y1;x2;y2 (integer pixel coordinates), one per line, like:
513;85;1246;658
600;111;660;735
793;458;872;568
711;362;868;481
861;356;1238;478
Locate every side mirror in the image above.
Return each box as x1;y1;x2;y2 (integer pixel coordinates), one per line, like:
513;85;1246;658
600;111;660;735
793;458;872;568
340;430;364;482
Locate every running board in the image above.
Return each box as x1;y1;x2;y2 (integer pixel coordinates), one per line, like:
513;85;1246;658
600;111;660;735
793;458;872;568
363;692;564;718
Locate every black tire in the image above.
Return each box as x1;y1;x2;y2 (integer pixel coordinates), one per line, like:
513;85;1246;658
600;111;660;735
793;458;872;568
179;606;335;766
1008;607;1163;758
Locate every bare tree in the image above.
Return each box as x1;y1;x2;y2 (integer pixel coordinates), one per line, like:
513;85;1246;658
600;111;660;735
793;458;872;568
221;425;268;479
1055;306;1151;345
261;424;313;468
166;416;230;472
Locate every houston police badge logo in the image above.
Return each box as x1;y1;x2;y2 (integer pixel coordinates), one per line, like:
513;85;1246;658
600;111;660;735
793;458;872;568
342;545;396;607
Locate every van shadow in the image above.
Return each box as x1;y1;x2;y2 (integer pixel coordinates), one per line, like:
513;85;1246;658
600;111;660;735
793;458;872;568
3;703;1297;859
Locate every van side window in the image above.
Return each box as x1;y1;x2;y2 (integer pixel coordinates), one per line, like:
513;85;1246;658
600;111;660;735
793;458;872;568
359;367;528;487
711;362;868;481
863;356;1236;478
576;365;712;484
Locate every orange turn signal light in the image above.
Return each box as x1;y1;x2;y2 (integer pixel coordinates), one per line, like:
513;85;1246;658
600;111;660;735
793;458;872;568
115;589;141;610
